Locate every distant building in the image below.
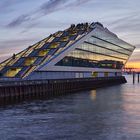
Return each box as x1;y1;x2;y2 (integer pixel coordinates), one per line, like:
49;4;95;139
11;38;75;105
0;22;135;80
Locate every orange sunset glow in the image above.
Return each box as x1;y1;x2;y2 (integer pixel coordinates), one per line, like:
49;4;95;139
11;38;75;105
126;62;140;69
125;61;140;72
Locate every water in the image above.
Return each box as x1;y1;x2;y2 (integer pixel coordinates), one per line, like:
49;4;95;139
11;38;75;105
0;75;140;140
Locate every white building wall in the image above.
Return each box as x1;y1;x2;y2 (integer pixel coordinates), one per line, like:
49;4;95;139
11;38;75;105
98;72;104;77
27;71;76;80
108;72;115;77
83;72;91;78
26;71;122;80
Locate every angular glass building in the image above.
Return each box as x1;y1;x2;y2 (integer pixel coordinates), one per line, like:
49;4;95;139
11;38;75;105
0;22;135;81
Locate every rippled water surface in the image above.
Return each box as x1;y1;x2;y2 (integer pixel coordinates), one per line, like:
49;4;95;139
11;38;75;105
0;75;140;140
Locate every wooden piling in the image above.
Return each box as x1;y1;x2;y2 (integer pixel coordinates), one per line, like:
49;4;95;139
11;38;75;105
138;73;139;83
133;72;135;84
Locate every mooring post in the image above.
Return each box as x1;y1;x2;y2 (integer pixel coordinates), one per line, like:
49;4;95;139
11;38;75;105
133;71;135;84
138;72;139;83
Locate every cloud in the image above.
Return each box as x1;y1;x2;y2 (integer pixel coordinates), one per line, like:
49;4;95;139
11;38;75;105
6;0;68;28
0;0;15;10
0;38;38;62
0;38;37;52
39;0;66;15
109;14;136;26
74;0;92;6
109;13;140;33
0;0;29;13
6;0;92;28
134;44;140;48
7;14;31;27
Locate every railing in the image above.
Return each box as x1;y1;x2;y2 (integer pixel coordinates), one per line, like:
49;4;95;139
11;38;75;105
0;76;124;87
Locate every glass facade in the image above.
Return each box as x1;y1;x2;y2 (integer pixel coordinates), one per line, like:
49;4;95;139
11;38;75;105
56;51;124;69
87;37;132;55
93;29;135;51
56;34;133;69
78;43;128;60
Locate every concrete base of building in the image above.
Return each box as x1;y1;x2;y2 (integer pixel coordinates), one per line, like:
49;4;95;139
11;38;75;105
0;76;126;106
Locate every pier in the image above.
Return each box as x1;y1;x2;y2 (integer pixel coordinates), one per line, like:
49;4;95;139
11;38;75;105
0;76;126;106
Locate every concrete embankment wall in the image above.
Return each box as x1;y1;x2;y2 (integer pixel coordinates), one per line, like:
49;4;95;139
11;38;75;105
0;76;126;106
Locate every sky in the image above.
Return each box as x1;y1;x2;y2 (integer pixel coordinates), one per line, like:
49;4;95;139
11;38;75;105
0;0;140;69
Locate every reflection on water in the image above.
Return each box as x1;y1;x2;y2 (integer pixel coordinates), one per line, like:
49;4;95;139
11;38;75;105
0;75;140;140
90;90;96;101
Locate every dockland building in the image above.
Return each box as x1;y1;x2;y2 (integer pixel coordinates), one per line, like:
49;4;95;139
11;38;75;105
0;22;135;81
